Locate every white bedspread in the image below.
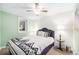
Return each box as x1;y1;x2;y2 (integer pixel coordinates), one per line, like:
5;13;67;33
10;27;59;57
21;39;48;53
21;35;54;54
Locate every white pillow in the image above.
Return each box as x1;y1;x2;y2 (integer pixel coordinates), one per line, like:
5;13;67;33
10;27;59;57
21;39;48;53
37;31;49;37
44;32;49;37
37;31;44;36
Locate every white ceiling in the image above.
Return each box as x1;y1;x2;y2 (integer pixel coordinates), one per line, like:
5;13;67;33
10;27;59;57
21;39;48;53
0;3;76;18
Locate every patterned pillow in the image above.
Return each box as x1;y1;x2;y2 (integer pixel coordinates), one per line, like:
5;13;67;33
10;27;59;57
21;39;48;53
18;42;38;55
31;47;38;55
25;42;34;48
20;40;29;43
12;39;29;46
25;43;38;55
11;38;20;42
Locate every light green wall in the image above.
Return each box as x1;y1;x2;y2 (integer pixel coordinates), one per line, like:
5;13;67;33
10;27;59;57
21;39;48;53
74;31;79;54
0;11;27;47
0;11;1;47
72;30;79;55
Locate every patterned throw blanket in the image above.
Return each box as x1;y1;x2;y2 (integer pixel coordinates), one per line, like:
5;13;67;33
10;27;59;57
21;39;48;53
7;38;39;55
7;36;54;55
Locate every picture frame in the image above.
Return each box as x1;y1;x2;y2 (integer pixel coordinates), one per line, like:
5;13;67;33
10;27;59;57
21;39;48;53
18;17;27;33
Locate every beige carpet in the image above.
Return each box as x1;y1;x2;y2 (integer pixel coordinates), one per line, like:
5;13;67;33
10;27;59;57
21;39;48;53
0;47;72;55
47;48;63;55
47;47;72;55
0;48;10;55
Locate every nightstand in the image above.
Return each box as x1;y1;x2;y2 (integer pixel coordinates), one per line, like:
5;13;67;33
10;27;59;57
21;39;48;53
57;39;64;51
53;39;73;55
56;34;64;51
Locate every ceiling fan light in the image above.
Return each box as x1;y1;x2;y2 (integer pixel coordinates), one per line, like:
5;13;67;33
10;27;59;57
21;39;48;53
35;11;39;15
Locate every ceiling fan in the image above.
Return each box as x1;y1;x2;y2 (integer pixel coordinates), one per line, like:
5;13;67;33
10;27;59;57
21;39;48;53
26;3;48;13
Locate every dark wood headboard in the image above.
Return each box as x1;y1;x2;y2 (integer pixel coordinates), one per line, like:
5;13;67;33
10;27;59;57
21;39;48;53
37;28;55;38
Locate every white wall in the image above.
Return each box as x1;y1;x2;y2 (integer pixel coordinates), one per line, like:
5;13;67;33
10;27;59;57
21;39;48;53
27;16;41;36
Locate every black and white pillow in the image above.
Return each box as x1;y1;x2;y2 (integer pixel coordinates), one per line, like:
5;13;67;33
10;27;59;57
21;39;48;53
18;42;38;55
11;38;20;42
25;42;34;47
28;48;38;55
25;43;38;55
20;40;29;43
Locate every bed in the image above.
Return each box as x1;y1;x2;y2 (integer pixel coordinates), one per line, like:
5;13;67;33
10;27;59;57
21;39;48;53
6;28;55;55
